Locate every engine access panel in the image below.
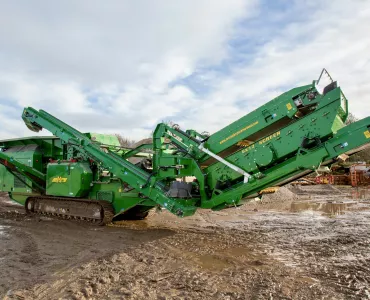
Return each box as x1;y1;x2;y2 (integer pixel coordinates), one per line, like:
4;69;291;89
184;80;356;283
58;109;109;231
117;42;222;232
46;162;92;198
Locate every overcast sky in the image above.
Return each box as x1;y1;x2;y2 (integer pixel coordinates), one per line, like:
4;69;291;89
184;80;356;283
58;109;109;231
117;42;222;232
0;0;369;140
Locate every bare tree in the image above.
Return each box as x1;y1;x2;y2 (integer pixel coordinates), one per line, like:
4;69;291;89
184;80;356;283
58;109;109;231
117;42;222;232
115;134;136;148
345;112;358;125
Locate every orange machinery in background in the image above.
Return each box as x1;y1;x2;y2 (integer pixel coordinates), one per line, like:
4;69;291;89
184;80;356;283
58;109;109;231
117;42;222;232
349;164;370;187
313;163;370;187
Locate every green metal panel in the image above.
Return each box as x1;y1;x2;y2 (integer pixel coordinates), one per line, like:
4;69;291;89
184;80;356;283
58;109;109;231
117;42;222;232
203;84;311;154
0;145;44;194
205;92;345;189
0;164;11;191
88;179;156;214
7;194;29;206
46;162;92;197
85;133;121;147
0;136;64;160
332;115;345;133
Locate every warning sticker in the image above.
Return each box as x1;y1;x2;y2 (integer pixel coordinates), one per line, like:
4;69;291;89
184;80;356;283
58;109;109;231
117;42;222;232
286;103;293;110
364;130;370;139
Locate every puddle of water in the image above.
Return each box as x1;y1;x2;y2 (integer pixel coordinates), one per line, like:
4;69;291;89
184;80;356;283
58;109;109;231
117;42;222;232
196;254;232;271
0;225;9;236
350;188;370;200
290;201;357;215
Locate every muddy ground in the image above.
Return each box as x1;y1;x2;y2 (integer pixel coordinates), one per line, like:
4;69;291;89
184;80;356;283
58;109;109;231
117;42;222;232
0;185;369;300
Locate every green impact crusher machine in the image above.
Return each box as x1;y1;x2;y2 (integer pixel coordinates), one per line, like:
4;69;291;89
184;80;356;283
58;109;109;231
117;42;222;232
1;69;370;224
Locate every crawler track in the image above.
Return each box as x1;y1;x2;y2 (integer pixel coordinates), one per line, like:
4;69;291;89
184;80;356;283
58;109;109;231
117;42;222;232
25;196;114;225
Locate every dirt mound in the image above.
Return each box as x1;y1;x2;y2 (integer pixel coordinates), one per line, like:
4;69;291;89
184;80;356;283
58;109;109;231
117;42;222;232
261;185;298;202
293;184;345;195
241;186;298;211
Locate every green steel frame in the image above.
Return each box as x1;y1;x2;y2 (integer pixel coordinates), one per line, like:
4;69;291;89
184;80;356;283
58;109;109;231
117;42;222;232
0;69;369;218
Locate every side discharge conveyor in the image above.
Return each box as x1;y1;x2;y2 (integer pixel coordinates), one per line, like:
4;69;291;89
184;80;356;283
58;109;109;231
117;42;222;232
0;69;369;223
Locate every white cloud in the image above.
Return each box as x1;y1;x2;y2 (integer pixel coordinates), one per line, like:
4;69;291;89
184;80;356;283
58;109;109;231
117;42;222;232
0;0;255;139
0;0;369;142
179;0;370;137
210;0;370;117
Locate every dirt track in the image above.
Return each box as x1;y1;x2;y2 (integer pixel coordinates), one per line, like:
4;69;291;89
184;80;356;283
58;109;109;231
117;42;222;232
1;186;370;299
